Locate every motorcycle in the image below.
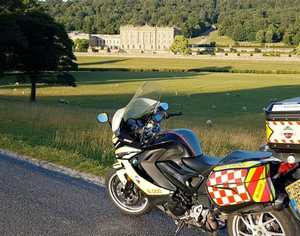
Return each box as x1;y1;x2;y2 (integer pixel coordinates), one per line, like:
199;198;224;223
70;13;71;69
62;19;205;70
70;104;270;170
97;83;300;236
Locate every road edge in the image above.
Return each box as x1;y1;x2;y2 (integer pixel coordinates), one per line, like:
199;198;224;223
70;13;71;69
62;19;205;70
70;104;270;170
0;148;105;187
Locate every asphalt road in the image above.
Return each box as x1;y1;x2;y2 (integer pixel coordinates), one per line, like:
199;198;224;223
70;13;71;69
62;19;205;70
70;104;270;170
0;153;224;236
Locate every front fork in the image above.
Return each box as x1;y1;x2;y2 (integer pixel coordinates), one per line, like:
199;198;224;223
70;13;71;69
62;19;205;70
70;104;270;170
112;161;127;186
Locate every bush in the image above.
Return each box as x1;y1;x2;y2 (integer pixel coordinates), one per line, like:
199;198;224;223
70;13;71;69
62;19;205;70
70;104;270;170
170;36;191;55
225;52;228;56
210;41;216;47
254;48;262;53
237;53;240;56
74;39;89;52
263;51;281;57
297;44;300;55
216;48;225;53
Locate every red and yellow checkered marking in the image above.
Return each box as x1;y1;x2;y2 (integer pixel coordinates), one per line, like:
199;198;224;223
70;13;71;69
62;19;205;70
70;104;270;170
207;164;275;207
207;169;251;206
245;165;275;202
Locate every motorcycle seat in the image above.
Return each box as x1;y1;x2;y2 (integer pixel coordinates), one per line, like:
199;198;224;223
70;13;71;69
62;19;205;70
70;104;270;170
182;155;220;174
182;150;273;174
219;150;273;165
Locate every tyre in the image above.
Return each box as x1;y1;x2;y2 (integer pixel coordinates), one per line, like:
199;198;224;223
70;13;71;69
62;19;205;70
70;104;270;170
105;168;153;215
227;208;299;236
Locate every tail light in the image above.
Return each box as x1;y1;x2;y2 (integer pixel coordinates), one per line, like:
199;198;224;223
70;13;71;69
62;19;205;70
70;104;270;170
278;162;298;175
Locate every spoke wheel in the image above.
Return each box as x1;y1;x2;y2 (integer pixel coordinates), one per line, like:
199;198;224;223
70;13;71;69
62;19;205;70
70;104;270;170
107;171;151;215
232;212;285;236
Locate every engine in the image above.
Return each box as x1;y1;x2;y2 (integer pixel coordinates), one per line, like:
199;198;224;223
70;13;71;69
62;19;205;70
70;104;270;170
181;205;219;232
166;191;192;217
165;191;220;233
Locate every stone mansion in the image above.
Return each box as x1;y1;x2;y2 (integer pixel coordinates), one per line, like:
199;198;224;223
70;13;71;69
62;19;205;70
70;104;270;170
69;25;181;53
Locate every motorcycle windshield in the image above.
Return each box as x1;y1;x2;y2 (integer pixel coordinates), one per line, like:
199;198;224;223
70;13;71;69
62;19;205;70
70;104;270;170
123;82;161;121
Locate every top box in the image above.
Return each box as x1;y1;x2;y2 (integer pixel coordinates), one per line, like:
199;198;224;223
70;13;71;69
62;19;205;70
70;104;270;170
265;97;300;152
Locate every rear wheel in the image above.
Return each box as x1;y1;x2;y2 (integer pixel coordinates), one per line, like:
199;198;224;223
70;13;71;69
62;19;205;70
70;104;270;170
227;208;299;236
106;169;153;215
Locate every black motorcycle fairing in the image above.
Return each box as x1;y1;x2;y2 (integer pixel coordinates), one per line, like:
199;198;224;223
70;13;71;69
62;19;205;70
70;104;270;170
157;161;205;194
138;147;177;191
137;135;206;192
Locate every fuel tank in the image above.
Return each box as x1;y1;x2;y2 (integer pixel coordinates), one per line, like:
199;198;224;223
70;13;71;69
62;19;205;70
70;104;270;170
155;128;203;157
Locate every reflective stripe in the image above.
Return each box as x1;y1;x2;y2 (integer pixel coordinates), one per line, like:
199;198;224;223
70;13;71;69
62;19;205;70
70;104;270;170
213;161;260;171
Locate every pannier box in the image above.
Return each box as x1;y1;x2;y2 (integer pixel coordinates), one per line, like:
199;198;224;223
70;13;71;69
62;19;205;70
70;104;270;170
207;161;275;207
265;97;300;152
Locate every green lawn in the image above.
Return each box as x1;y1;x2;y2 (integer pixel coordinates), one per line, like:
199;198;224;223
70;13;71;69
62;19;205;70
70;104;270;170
77;56;300;74
1;70;300;175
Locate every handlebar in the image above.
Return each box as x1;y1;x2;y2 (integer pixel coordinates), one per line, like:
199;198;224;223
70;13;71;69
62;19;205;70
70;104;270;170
166;112;183;119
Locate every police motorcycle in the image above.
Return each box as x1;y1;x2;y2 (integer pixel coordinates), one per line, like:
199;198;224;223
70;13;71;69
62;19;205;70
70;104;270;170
97;83;300;236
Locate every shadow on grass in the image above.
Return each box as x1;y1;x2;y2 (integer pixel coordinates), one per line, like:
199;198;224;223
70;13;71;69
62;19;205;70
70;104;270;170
0;70;205;89
2;84;300;124
188;66;232;73
78;58;128;66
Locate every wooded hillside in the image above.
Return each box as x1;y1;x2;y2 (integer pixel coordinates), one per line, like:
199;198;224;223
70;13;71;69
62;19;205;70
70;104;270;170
43;0;300;45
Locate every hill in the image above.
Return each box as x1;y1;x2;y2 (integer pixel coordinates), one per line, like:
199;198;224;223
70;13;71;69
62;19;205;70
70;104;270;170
43;0;300;45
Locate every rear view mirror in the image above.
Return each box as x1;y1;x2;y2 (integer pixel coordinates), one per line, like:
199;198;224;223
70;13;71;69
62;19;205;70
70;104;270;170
160;102;169;111
97;113;109;123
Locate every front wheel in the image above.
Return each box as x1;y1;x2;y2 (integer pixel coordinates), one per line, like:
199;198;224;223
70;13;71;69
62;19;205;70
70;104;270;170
106;169;153;215
227;208;299;236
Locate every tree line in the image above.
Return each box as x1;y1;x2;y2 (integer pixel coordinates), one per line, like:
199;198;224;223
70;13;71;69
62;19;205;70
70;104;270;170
217;0;300;45
43;0;300;45
43;0;216;38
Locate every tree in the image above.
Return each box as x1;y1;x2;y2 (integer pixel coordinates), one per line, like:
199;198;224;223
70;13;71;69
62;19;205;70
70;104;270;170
74;38;89;52
265;30;274;43
283;31;294;45
0;1;77;101
292;32;300;46
170;36;191;55
256;30;265;43
297;44;300;55
232;24;247;41
265;24;279;43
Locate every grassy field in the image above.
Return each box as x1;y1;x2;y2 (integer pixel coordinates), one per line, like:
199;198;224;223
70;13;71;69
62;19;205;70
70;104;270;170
1;70;300;176
77;56;300;74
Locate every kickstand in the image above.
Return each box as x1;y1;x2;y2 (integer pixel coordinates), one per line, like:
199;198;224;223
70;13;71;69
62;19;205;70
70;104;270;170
174;221;185;236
